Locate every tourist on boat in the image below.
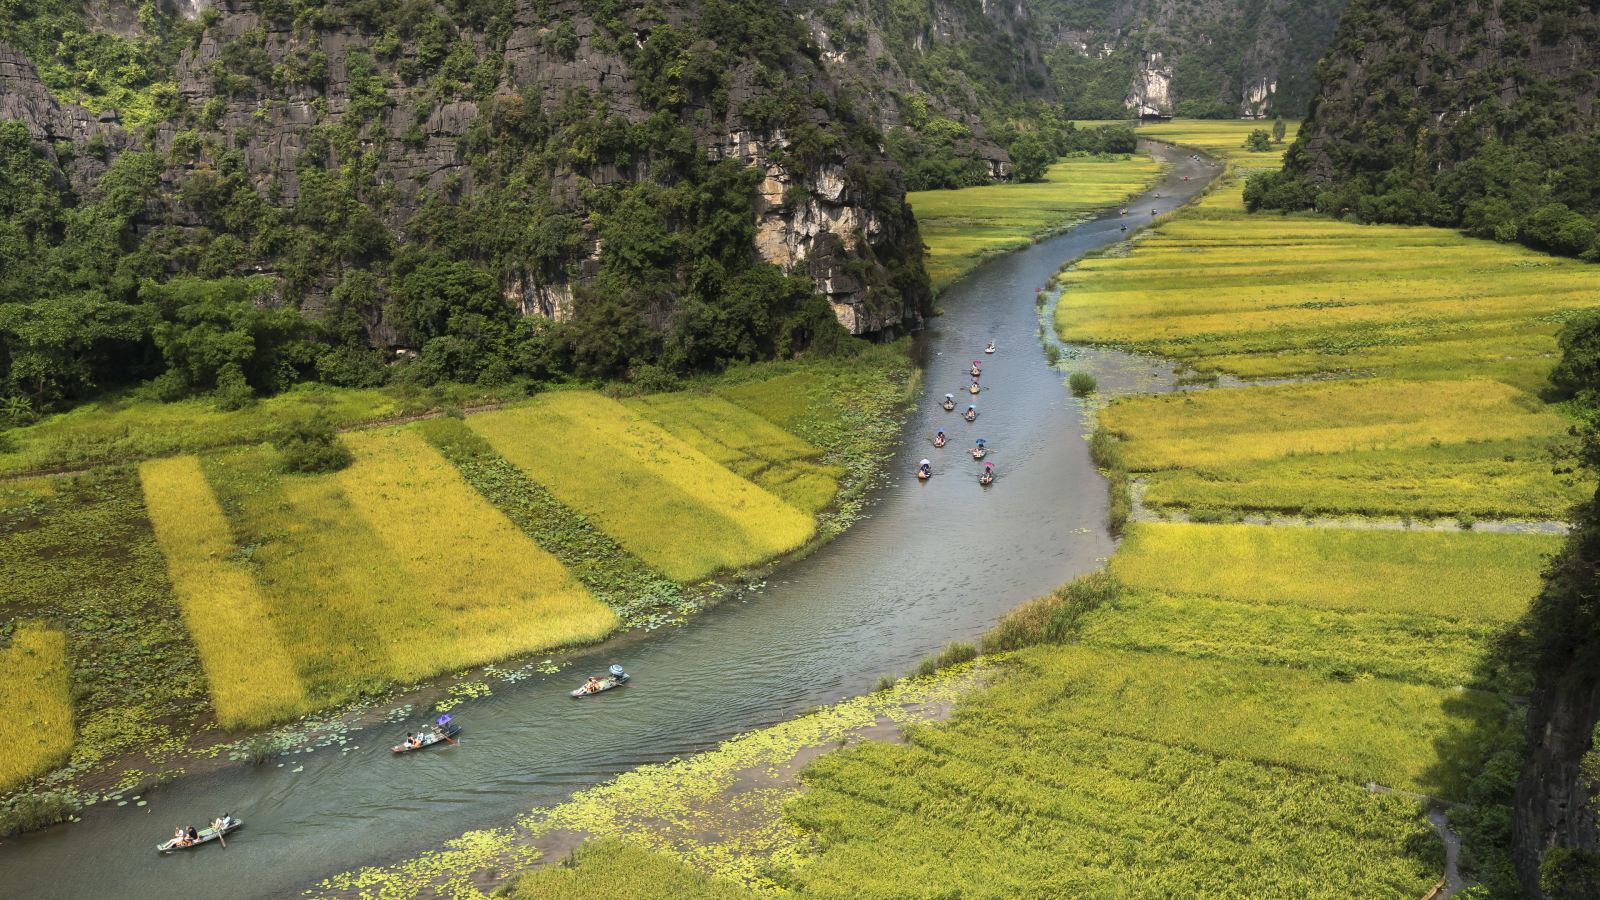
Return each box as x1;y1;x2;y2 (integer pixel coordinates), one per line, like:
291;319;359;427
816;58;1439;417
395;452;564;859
943;394;955;411
584;675;603;694
986;341;995;353
965;405;977;421
980;462;995;485
918;459;932;479
173;825;188;846
934;429;946;448
972;438;987;459
186;825;199;843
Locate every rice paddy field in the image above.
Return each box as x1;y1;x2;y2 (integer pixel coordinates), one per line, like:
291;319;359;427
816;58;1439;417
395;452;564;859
471;392;817;583
0;356;909;803
0;624;73;791
908;153;1165;292
1134;118;1300;165
1057;167;1594;520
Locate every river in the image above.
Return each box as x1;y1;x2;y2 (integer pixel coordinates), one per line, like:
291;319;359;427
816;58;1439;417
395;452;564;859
0;142;1213;898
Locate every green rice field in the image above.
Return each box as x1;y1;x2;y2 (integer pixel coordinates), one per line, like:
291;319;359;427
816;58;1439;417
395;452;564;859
909;153;1165;292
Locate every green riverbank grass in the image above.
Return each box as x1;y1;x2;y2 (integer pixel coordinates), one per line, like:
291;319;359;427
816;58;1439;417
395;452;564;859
0;625;73;791
470;392;815;582
909;153;1164;292
140;456;306;728
509;839;751;898
1112;523;1554;622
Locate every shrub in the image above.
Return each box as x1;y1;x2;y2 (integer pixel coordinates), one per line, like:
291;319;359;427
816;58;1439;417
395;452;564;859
914;641;979;677
982;572;1120;653
1044;344;1062;366
1068;372;1097;397
273;415;353;473
1244;129;1273;152
0;792;77;837
1088;425;1131;535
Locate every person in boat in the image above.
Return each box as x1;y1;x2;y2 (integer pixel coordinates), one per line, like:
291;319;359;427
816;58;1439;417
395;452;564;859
173;825;188;846
918;459;932;478
965;405;977;421
943;393;955;411
986;340;996;353
970;361;982;376
980;463;995;484
584;675;604;694
186;825;199;843
934;429;946;447
972;438;987;458
1120;224;1127;232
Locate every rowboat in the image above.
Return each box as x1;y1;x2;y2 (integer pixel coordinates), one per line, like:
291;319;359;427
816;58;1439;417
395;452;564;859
391;722;462;753
157;820;241;853
572;665;631;697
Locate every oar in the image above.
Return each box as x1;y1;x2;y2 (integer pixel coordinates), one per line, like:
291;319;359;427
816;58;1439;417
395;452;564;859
217;827;226;849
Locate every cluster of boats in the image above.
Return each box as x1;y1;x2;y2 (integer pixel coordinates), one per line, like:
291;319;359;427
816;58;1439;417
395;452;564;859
155;665;631;853
922;343;998;486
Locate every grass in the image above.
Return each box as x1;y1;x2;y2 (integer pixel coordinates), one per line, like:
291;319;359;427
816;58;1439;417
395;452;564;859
626;392;841;514
1111;523;1555;622
201;429;614;709
0;625;73;791
507;840;751;899
139;456;307;728
1134;118;1301;165
469;392;816;583
0;381;520;479
908;153;1165;291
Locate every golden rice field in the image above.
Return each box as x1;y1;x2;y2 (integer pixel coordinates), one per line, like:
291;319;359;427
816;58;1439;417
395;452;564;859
471;392;816;582
191;429;614;710
0;624;72;791
140;456;306;728
1111;523;1555;622
909;153;1165;291
1057;181;1597;392
627;392;840;514
1099;378;1581;519
1134;117;1300;165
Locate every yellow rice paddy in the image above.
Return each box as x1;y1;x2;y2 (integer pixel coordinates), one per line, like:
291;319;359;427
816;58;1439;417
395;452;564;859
470;392;816;582
0;624;73;790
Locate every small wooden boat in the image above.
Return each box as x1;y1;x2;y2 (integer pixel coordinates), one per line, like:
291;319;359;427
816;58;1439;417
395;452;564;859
979;474;994;486
970;368;981;377
972;448;987;460
157;820;241;853
391;722;462;753
984;347;995;354
933;435;946;448
572;665;630;697
942;400;955;411
964;411;977;422
969;384;980;394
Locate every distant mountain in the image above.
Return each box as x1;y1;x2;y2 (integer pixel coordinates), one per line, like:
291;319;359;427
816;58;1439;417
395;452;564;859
1032;0;1348;119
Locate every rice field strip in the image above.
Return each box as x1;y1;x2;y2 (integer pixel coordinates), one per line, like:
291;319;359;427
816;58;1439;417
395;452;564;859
1128;478;1571;534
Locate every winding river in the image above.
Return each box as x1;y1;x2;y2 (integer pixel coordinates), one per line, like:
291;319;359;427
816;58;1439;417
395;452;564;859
0;143;1213;898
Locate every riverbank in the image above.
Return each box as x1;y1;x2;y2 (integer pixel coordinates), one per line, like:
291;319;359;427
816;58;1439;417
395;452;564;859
0;346;917;836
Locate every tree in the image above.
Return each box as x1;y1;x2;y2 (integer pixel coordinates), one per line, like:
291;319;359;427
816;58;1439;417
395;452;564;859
1245;129;1273;153
1272;117;1287;144
1009;135;1055;183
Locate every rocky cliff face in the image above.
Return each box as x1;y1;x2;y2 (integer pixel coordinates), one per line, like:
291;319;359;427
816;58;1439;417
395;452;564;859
0;0;931;345
1036;0;1347;119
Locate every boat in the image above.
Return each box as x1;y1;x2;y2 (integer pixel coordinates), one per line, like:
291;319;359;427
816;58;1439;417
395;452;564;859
942;393;955;411
933;434;946;448
391;722;462;753
969;383;980;394
572;664;630;698
964;408;977;422
980;462;995;486
157;820;241;853
972;448;986;460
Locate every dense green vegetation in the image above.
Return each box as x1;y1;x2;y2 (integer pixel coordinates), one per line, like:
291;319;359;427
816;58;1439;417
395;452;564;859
1250;0;1600;264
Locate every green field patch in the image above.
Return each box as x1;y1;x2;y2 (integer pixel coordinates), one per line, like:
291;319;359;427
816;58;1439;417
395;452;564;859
627;392;841;514
0;624;73;791
786;666;1438;897
996;644;1500;797
909;153;1164;291
1111;523;1553;622
140;456;307;728
470;392;815;583
1082;590;1497;688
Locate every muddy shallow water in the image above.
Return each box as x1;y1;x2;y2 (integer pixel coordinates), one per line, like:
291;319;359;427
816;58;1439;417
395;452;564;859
0;144;1213;898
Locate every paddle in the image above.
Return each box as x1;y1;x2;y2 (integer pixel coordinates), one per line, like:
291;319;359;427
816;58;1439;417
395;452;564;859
217;827;226;849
